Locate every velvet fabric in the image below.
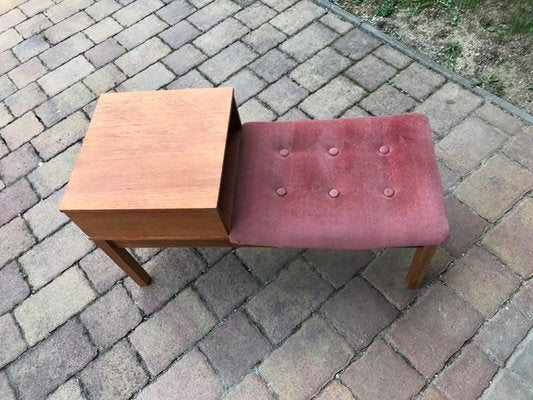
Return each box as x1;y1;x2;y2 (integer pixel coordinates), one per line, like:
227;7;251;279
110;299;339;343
229;113;449;250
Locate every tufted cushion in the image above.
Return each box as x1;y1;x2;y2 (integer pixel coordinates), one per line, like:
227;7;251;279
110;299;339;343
228;113;449;250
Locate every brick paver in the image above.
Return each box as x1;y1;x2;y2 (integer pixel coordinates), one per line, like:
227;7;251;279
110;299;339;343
0;0;531;398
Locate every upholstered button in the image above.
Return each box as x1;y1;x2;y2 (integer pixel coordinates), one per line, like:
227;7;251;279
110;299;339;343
329;189;340;198
276;187;287;197
328;147;339;156
379;145;390;154
383;188;395;197
279;148;289;157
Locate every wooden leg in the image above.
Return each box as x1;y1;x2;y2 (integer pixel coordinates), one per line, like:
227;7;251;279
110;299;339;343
95;240;151;286
405;245;438;290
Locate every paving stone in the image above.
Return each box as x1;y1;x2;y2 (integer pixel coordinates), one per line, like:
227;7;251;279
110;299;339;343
120;19;169;51
84;16;123;43
82;99;97;117
475;301;531;365
0;313;26;369
156;0;195;24
38;55;94;96
188;0;240;31
475;102;523;135
481;368;533;400
0;217;35;267
445;246;520;317
44;0;93;23
373;44;411;68
18;0;53;17
270;0;325;35
342;104;370;117
436;117;507;174
434;344;498;400
124;248;203;314
0;143;39;185
246;258;332;343
346;54;396;91
316;380;354;400
0;29;23;53
290;47;350;91
80;340;148;400
159;19;200;48
136;349;223;400
131;247;160;263
363;247;451;309
0;179;38;225
34;83;95;127
249;48;296;84
15;14;53;38
19;223;94;289
278;107;309;120
242;23;285;54
162;43;206;76
0;51;18;76
392;62;445;99
304;249;373;289
117;61;174;91
6;319;95;400
360;84;415;115
196;247;229;265
129;287;215;374
196;253;258;318
342;338;424;400
508;331;533;388
47;379;84;400
235;2;276;29
23;190;67;241
280;22;338;62
86;0;121;20
80;249;126;293
502;130;533;170
167;68;213;89
4;82;46;117
44;11;94;44
236;247;300;283
259;315;353;400
319;13;352;34
199;41;256;84
239;97;276;122
420;386;448;400
7;57;47;88
0;373;15;400
0;103;13;128
225;374;275;400
455;154;533;222
115;36;170;76
194;17;248;56
257;77;307;115
113;0;164;26
83;63;126;94
333;28;380;60
12;34;49;62
222;68;266;105
302;76;365;118
512;280;533;319
80;284;141;349
322;277;397;349
261;0;297;11
27;143;81;196
85;37;125;67
438;161;461;192
39;32;93;69
443;195;488;257
0;261;30;314
0;9;26;33
0;75;16;101
386;283;483;377
416;82;483;136
0;142;7;158
189;0;214;7
0;112;43;150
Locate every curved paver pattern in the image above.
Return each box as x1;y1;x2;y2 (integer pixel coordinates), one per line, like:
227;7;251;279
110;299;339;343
0;0;532;399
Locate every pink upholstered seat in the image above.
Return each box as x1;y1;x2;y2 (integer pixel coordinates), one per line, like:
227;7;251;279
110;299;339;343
229;113;449;250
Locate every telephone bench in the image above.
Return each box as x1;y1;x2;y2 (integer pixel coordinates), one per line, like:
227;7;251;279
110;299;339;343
60;88;449;289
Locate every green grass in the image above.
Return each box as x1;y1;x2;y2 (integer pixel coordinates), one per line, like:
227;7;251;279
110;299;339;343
376;0;397;16
444;40;462;66
509;7;533;34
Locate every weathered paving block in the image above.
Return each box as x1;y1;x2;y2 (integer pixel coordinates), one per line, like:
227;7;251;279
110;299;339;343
39;32;93;69
117;61;174;91
7;57;48;89
83;63;126;94
129;287;216;375
15;14;53;39
481;368;533;400
222;69;267;105
7;319;96;400
115;36;171;76
373;45;412;68
333;28;380;60
258;77;308;115
0;177;38;225
0;50;19;75
23;189;69;240
158;19;200;48
44;11;94;44
86;0;122;21
225;373;275;400
0;104;13;128
85;38;126;67
320;13;353;34
12;35;50;62
341;339;425;400
80;340;148;400
44;0;93;23
502;129;533;170
0;29;23;53
188;0;240;31
0;261;30;315
0;313;27;369
199;41;257;84
162;44;206;75
236;247;300;283
47;379;85;400
0;9;26;34
316;381;355;400
0;373;15;400
0;75;16;101
234;2;276;29
79;249;126;293
250;48;296;84
242;23;286;54
199;310;271;385
14;266;96;346
38;55;94;96
80;284;141;349
346;54;396;91
360;84;415;116
0;217;35;267
115;14;167;49
392;62;445;100
4;82;47;117
1;112;42;154
269;0;325;35
195;253;258;318
246;258;332;343
386;283;483;377
113;0;164;26
193;17;248;56
507;331;533;388
280;22;338;62
19;0;53;17
84;16;123;43
475;102;524;135
136;349;223;400
259;315;353;400
156;0;195;24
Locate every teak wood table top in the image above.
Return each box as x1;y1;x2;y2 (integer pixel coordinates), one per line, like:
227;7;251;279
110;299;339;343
60;88;235;213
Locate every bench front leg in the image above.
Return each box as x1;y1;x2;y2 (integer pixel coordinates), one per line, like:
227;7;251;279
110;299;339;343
405;245;438;289
95;240;151;286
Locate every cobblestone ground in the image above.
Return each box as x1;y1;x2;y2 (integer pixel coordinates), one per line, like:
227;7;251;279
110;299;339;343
0;0;532;399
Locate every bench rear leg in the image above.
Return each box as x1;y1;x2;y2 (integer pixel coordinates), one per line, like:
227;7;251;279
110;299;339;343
95;240;151;286
405;245;438;289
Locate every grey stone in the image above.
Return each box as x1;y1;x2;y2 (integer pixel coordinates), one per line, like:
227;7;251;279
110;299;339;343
84;16;123;43
221;68;266;105
193;17;248;56
12;35;49;62
198;41;257;84
257;76;308;115
188;0;240;31
115;14;167;49
38;55;94;96
346;54;396;91
162;44;206;75
79;249;126;293
23;189;69;240
0;313;26;369
360;84;415;116
158;19;200;48
115;37;171;76
0;217;35;267
4;82;47;117
280;22;338;62
44;11;94;44
83;63;126;94
0;144;40;185
333;28;380;60
117;62;174;91
269;0;325;35
7;57;48;89
250;48;297;83
85;38;125;67
156;0;195;24
242;23;285;54
39;33;93;69
0;177;38;225
0;261;30;315
235;2;276;29
113;0;164;26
